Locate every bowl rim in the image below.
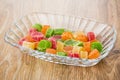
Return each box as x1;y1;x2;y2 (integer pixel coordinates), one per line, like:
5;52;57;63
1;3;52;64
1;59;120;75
4;12;117;62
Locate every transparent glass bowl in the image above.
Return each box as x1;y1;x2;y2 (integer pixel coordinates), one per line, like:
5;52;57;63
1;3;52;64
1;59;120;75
4;12;117;67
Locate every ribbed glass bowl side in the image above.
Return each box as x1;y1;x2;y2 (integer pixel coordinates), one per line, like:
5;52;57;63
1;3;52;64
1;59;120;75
4;12;117;67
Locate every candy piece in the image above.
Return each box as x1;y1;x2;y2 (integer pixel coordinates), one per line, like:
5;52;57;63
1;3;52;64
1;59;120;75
18;37;26;45
63;46;73;55
73;31;84;38
75;32;88;42
56;41;64;52
29;28;37;34
34;42;39;49
37;40;52;51
61;31;73;40
73;41;83;46
25;34;35;42
54;28;65;35
41;25;50;35
90;39;99;43
64;39;83;46
87;32;95;41
64;39;75;46
91;42;103;52
80;51;88;59
45;28;54;38
48;37;57;49
52;35;61;40
83;42;91;52
57;52;67;56
88;49;100;59
22;41;35;49
68;53;80;58
32;23;42;32
72;46;82;53
46;48;57;54
31;32;44;42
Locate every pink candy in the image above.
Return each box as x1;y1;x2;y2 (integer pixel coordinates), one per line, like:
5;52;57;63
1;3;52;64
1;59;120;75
30;32;44;42
68;53;80;58
18;37;26;45
29;28;44;42
48;37;57;49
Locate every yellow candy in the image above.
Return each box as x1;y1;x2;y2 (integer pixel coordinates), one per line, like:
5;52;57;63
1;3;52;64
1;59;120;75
80;51;88;59
22;41;35;49
56;41;64;52
72;46;82;53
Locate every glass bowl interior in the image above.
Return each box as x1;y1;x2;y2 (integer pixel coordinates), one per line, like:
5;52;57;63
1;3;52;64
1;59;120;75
4;12;117;67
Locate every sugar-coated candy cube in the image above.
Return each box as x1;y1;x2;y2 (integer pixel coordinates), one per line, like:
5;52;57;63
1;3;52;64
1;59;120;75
91;42;103;52
48;37;57;49
56;41;64;52
32;23;42;32
37;40;52;51
63;46;73;55
87;32;95;41
80;51;88;59
72;46;82;53
41;25;50;35
54;28;65;35
18;37;26;45
31;32;44;42
46;48;57;54
83;42;91;52
68;53;80;58
57;52;67;56
22;41;35;49
45;28;54;38
61;32;73;40
88;49;100;59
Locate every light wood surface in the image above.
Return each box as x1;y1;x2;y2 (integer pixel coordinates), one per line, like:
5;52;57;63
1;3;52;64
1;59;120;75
0;0;120;80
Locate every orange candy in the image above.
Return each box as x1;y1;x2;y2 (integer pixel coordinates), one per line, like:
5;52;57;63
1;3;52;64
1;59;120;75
25;34;34;42
83;42;91;52
46;48;57;54
63;46;73;55
41;25;50;35
61;32;73;40
90;39;99;43
34;42;39;49
88;49;100;59
75;34;88;42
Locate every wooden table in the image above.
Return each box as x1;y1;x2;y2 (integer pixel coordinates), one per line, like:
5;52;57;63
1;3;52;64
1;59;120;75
0;0;120;80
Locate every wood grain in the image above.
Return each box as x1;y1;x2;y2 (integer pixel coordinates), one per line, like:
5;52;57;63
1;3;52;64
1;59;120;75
0;0;120;80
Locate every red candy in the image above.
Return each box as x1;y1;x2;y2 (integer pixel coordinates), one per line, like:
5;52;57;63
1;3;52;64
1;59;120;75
29;28;37;34
87;32;95;41
18;37;26;45
48;37;57;49
68;53;80;58
30;32;44;42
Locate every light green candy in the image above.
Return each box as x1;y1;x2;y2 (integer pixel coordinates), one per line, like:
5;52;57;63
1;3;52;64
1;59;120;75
45;28;54;38
37;40;52;51
54;28;65;35
64;39;83;46
32;23;42;32
91;42;103;53
57;52;67;56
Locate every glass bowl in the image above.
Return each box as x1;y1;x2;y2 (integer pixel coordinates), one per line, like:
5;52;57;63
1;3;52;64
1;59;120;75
4;12;117;67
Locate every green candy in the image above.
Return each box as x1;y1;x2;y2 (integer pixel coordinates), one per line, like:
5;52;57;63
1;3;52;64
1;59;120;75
32;23;42;32
91;42;103;52
54;28;64;35
57;52;67;56
37;40;52;51
64;39;83;46
46;28;54;38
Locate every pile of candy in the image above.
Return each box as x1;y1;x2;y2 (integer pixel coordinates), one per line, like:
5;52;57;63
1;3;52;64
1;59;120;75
18;23;103;59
